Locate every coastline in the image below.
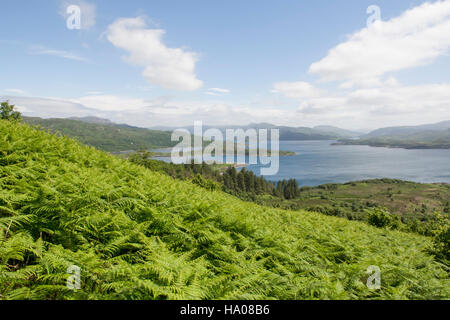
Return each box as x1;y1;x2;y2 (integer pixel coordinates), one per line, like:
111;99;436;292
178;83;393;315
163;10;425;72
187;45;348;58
332;141;450;150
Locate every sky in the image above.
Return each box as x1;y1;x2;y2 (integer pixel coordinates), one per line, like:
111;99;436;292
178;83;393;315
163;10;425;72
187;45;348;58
1;0;450;130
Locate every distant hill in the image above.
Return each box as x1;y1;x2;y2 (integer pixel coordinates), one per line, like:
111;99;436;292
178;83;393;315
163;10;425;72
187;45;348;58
335;127;450;149
150;123;361;140
23;116;176;152
68;116;114;125
365;120;450;138
313;125;363;138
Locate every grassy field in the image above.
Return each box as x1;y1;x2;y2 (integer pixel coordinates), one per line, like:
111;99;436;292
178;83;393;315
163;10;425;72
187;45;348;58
299;179;449;218
0;120;448;300
251;179;449;231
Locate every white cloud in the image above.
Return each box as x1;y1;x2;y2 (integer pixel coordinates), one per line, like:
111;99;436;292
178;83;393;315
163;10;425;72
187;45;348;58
72;95;149;112
14;105;29;113
7;86;450;130
4;96;97;119
60;0;96;30
272;1;450;129
309;0;450;85
272;80;450;129
29;46;88;62
106;17;203;91
4;89;26;95
68;94;289;126
5;94;297;128
207;88;230;95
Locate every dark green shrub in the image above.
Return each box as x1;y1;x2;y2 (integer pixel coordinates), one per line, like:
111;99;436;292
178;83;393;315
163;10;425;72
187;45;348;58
367;208;394;228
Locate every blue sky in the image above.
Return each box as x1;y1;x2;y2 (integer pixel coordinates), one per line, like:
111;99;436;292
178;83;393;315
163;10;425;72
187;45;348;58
1;0;450;129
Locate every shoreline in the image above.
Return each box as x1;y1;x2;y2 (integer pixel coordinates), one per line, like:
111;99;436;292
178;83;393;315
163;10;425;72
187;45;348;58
332;141;450;150
150;157;249;169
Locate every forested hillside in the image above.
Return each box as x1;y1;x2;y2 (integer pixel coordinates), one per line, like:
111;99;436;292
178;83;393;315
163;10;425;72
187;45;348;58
365;121;450;138
334;130;450;149
22;116;176;152
335;120;450;149
0;120;448;300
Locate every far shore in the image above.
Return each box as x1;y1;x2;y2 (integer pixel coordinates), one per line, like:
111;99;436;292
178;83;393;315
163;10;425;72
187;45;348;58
149;150;296;157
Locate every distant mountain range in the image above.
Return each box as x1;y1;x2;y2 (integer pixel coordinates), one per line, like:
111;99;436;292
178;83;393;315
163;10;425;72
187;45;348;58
23;116;450;151
312;125;364;138
364;120;450;138
335;120;450;149
150;123;363;140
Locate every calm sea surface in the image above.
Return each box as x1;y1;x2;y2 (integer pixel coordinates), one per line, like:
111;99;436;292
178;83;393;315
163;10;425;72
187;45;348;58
155;140;450;187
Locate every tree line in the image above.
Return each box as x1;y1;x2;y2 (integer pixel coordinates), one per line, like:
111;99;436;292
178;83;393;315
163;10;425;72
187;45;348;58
129;150;300;200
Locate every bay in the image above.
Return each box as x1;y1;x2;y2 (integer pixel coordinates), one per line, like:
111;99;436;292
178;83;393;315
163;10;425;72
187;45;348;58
154;140;450;187
247;141;450;186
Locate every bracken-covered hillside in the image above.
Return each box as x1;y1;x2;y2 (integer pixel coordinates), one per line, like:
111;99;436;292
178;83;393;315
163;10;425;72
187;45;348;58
0;120;448;300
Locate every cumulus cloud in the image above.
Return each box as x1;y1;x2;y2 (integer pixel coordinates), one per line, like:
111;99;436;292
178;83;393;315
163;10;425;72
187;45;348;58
60;0;96;30
7;83;450;130
5;94;296;128
272;1;450;129
309;0;450;86
67;94;291;127
106;17;203;91
4;96;97;119
272;80;450;129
